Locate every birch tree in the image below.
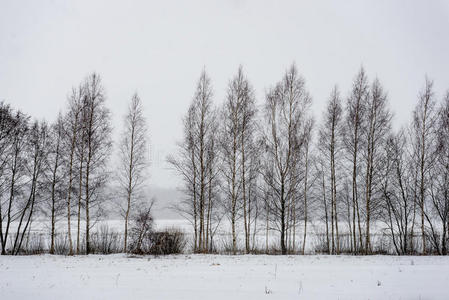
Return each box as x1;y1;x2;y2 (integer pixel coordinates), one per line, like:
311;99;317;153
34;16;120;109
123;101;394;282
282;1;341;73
344;67;369;253
168;70;217;253
301;118;313;254
382;130;415;255
1;110;29;254
12;121;49;254
63;86;84;255
426;91;449;254
220;66;256;254
318;86;343;254
47;114;65;254
263;64;312;255
0;103;15;254
239;69;257;254
362;78;392;254
81;73;112;254
412;78;437;254
118;93;148;253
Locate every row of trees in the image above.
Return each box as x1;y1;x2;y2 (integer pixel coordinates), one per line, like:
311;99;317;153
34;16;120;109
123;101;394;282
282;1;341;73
0;73;149;255
1;65;448;256
169;64;449;255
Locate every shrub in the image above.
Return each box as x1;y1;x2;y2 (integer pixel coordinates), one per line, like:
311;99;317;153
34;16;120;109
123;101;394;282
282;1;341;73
148;228;186;255
129;206;154;254
21;233;45;255
54;233;70;255
128;206;186;255
90;224;122;254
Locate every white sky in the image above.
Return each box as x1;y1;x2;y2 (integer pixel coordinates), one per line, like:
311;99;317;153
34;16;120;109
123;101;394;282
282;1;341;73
1;0;449;189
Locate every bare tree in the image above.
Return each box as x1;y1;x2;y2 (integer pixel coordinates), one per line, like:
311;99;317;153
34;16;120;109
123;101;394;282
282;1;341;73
262;64;312;255
1;110;29;254
426;91;449;254
12;121;49;254
239;69;257;254
382;130;415;255
301;118;313;254
220;71;242;254
47;114;65;254
75;98;87;255
362;78;392;254
118;93;149;252
314;156;330;253
247;142;261;252
261;154;275;254
167;106;199;250
412;78;437;254
81;73;112;254
344;67;369;253
0;102;16;254
219;66;256;254
168;70;217;253
318;86;343;254
194;72;216;252
63;86;84;255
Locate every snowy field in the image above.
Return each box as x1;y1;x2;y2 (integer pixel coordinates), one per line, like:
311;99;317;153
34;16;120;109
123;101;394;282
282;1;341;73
1;254;448;300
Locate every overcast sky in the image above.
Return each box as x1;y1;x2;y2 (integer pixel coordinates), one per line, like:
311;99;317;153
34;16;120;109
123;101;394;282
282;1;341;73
1;0;449;189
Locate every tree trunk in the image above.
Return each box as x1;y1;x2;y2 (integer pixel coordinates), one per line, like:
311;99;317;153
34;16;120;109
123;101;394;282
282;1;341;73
124;123;135;253
66;119;78;256
302;143;309;255
280;181;286;255
76;145;84;255
242;133;249;254
322;167;330;253
50;137;60;254
3;145;19;255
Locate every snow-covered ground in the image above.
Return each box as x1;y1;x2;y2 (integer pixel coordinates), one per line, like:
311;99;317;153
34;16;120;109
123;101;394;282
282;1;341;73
1;254;448;300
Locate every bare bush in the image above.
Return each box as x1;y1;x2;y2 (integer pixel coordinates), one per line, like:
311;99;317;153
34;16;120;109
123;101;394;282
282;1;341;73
90;224;122;254
129;206;154;254
54;233;70;255
149;228;186;255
